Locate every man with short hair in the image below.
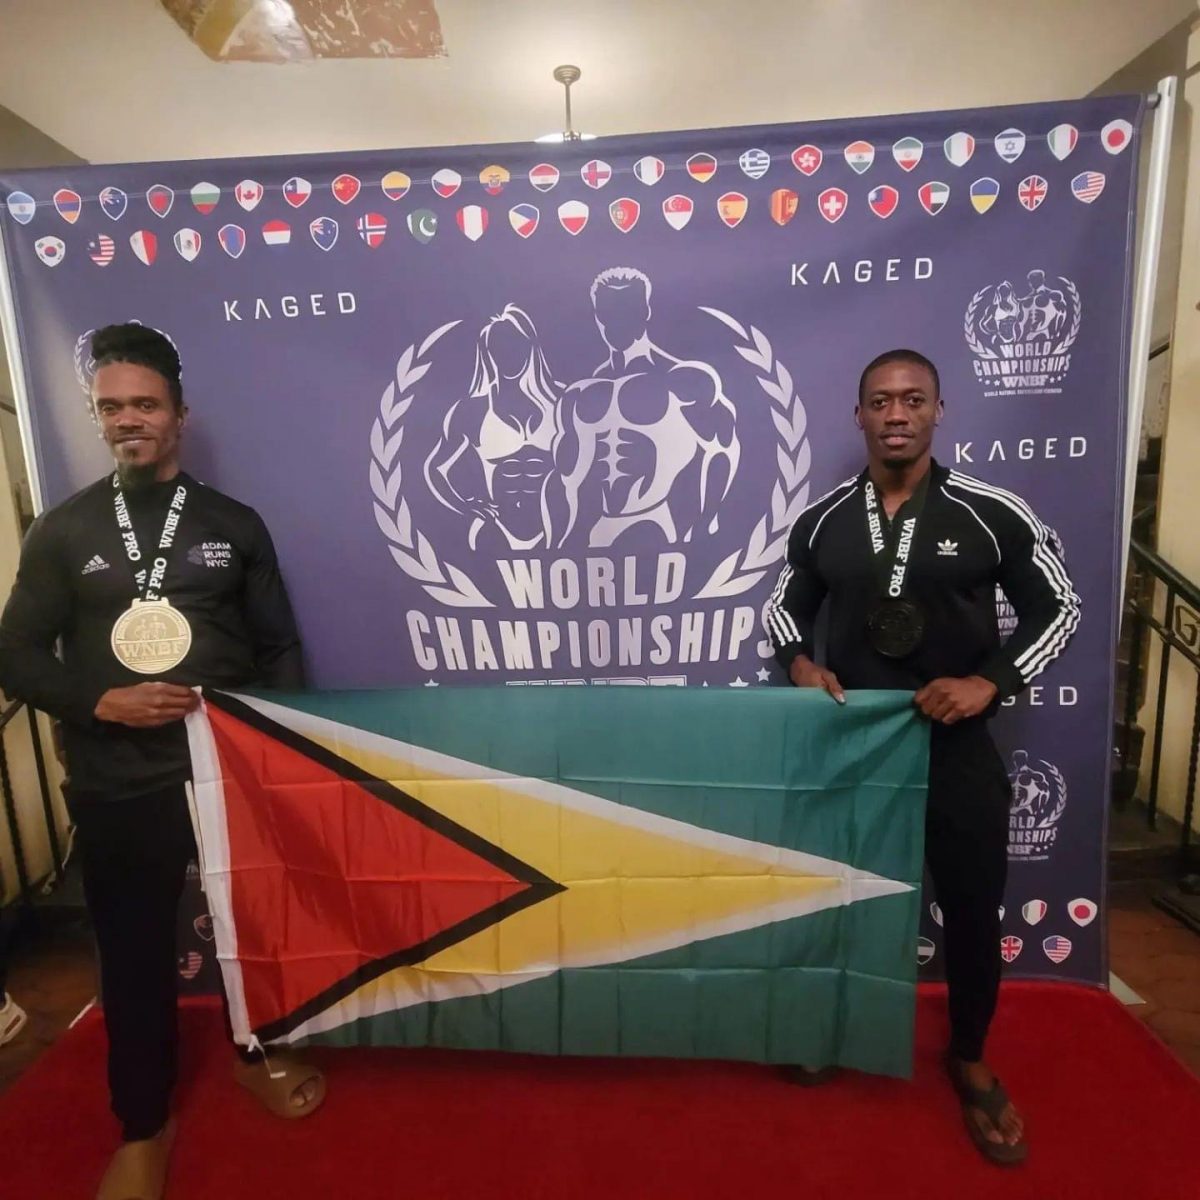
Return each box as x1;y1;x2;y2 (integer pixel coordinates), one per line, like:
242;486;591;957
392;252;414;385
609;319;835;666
765;348;1080;1166
0;323;325;1200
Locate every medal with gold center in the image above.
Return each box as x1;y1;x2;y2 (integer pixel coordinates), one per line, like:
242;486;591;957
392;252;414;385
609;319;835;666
110;475;193;675
111;597;193;674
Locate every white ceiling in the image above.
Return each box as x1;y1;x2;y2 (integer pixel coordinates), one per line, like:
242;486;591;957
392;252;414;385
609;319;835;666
0;0;1193;164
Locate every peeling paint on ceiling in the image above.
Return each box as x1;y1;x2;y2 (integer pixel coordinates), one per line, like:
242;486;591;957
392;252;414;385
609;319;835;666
160;0;445;63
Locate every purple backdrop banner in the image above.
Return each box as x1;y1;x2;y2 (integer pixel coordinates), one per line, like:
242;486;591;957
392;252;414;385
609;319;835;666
1;95;1142;988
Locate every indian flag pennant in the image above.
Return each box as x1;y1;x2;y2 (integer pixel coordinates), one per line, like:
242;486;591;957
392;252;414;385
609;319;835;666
186;688;926;1076
843;140;875;174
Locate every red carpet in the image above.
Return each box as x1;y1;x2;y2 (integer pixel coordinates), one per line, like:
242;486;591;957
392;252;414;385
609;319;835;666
1;983;1197;1200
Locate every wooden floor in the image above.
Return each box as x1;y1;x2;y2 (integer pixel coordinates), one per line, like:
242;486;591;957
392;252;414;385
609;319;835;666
0;917;96;1097
1107;880;1200;1077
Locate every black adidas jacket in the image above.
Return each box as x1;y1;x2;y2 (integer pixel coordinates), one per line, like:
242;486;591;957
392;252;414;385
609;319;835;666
764;461;1079;697
0;472;303;800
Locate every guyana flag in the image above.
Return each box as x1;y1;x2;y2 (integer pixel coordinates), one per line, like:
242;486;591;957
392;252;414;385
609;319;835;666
186;688;928;1077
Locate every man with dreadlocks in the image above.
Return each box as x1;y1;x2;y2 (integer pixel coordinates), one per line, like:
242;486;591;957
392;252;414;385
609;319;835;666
0;323;325;1200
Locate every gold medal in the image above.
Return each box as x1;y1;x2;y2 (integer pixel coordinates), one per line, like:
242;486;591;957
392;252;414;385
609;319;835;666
110;598;193;675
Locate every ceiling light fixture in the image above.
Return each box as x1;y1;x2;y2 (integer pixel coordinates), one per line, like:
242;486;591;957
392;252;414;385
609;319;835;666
535;64;597;143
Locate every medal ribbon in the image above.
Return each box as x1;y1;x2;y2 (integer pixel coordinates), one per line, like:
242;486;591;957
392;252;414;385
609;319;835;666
862;468;930;601
112;474;188;602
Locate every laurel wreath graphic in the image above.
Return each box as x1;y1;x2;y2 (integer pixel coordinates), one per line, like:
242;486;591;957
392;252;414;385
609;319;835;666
73;332;93;396
370;310;809;606
369;319;495;608
1037;761;1068;830
694;308;810;599
964;278;1082;360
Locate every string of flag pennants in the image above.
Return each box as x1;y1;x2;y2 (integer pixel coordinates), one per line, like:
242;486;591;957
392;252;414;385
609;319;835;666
6;118;1133;268
919;896;1097;967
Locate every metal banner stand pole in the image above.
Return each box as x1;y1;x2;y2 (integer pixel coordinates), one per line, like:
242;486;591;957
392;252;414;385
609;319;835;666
1121;76;1177;591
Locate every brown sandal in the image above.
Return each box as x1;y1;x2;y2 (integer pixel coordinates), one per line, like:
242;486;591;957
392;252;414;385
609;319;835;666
234;1050;326;1119
96;1118;176;1200
945;1053;1027;1167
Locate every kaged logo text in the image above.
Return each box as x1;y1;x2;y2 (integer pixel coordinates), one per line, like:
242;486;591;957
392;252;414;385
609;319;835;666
222;291;358;321
789;256;933;287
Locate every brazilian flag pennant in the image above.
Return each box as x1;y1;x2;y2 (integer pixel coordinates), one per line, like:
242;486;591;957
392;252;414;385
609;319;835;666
186;687;928;1078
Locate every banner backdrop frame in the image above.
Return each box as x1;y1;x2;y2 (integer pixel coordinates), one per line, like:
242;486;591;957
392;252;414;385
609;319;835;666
0;86;1174;529
0;92;1166;991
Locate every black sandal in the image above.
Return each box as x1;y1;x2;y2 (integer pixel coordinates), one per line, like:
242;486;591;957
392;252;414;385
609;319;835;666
944;1053;1028;1167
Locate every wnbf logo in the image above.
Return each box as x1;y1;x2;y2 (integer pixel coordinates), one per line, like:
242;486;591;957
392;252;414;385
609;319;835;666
964;270;1081;398
1007;750;1067;862
368;267;810;683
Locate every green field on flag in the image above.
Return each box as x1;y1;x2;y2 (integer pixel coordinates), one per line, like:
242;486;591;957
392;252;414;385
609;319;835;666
238;687;928;1076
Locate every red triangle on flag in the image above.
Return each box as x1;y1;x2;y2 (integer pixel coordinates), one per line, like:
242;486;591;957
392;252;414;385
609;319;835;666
202;693;562;1041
